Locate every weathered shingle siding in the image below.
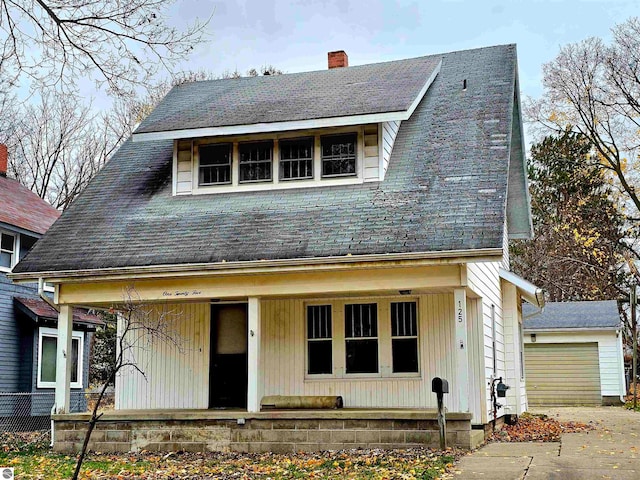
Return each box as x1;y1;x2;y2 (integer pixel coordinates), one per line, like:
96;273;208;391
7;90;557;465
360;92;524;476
0;273;39;392
15;45;517;273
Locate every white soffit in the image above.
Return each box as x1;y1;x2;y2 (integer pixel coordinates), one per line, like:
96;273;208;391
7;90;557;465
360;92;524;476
499;267;545;308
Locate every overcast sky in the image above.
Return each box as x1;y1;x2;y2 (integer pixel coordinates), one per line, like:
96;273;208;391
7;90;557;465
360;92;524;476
164;0;637;102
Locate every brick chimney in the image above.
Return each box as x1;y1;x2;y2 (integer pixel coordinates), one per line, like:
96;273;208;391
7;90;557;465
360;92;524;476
328;50;348;69
0;144;7;177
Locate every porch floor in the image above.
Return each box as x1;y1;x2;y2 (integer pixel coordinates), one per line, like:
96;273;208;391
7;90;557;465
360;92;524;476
54;407;471;422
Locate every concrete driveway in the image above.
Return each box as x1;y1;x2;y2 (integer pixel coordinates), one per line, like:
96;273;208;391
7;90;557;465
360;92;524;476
453;407;640;479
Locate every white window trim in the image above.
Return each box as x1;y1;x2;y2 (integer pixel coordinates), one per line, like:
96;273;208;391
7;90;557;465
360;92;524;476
305;297;421;381
188;126;366;195
0;229;19;273
37;326;84;389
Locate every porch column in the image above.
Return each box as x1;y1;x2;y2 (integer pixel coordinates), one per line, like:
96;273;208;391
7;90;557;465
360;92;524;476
454;289;470;412
55;305;73;414
247;297;263;412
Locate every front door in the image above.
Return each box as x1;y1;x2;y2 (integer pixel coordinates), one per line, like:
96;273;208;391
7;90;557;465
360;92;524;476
209;304;248;408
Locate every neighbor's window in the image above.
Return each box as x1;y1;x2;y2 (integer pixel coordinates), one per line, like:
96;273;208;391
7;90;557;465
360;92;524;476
37;327;84;389
239;141;273;183
345;303;378;374
199;143;232;185
0;231;16;270
321;133;357;177
391;301;419;373
307;305;332;374
280;137;314;180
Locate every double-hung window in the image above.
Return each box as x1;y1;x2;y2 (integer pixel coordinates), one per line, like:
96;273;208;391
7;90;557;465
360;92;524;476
390;301;419;373
321;134;357;177
37;327;84;389
345;303;378;374
199;144;232;185
280;137;314;180
307;305;332;374
0;231;16;270
239;141;273;182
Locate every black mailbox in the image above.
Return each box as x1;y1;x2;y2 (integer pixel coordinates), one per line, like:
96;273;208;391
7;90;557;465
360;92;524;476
496;380;509;398
432;377;449;394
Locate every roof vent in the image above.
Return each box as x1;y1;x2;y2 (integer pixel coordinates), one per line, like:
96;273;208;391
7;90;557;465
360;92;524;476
328;50;348;69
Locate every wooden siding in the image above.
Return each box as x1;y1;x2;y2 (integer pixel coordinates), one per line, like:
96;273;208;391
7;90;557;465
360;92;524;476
381;121;400;179
501;281;526;416
525;343;601;406
466;297;485;423
524;331;625;400
115;302;210;410
363;124;380;181
0;273;40;392
176;140;193;195
466;262;504;422
260;294;459;412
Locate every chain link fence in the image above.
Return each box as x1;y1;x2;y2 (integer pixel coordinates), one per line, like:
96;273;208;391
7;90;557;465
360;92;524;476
0;391;115;433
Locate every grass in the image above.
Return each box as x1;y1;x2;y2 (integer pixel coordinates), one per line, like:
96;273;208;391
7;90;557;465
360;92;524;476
0;446;458;479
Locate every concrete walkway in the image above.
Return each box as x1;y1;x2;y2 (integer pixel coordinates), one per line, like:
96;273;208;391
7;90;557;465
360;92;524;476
452;407;640;479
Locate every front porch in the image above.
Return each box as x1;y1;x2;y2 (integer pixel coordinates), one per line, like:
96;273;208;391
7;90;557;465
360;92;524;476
52;408;479;453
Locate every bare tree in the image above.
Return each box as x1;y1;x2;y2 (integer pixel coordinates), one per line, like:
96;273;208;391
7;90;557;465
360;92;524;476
526;17;640;260
73;290;184;480
0;0;210;97
7;91;127;209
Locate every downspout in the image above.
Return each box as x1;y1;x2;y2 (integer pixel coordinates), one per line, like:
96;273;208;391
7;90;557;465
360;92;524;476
38;278;59;312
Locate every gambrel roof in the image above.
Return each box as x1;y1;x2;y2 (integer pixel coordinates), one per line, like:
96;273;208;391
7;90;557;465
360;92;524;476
12;44;532;275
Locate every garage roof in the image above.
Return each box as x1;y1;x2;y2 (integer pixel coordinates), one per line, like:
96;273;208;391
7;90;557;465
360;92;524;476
523;300;620;330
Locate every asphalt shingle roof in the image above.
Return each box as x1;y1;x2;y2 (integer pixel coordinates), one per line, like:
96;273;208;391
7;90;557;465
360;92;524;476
0;175;60;235
135;56;441;134
523;301;621;330
13;44;519;274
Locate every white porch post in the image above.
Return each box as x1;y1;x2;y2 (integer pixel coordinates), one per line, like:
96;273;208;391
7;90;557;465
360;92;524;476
454;288;470;412
247;297;263;413
55;305;73;414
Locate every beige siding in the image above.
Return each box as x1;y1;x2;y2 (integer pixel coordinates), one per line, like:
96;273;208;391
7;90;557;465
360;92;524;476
261;294;459;411
466;262;503;422
115;302;210;410
381;121;400;179
363;124;380;182
525;343;601;406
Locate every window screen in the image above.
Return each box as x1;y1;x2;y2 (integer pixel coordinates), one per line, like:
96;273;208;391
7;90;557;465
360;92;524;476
307;305;332;374
391;301;419;373
345;303;378;374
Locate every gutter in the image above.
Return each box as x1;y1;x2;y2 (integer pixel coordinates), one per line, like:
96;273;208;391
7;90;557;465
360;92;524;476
38;277;59;313
9;247;503;283
499;267;545;309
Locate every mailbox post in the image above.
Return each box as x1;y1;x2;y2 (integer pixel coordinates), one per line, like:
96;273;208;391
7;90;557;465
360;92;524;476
431;377;449;449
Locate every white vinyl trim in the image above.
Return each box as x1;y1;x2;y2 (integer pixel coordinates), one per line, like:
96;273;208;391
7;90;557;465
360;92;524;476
37;326;84;389
499;268;545;308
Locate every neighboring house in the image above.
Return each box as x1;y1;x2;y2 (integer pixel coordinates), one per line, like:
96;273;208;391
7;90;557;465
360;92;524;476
0;144;99;427
523;300;625;406
11;45;544;453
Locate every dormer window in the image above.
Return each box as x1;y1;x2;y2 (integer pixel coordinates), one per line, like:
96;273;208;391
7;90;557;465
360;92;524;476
280;137;314;180
239;141;273;183
199;143;232;185
321;133;357;177
0;231;16;270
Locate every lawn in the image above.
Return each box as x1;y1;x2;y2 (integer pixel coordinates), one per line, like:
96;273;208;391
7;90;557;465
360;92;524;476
1;441;458;479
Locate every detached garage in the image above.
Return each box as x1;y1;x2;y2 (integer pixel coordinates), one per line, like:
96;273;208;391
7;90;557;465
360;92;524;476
523;301;625;406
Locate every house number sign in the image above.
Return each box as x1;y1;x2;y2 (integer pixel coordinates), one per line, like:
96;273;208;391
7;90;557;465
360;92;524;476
457;300;463;323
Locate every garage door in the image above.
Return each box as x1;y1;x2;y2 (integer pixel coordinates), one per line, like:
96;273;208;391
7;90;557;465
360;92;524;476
525;343;601;406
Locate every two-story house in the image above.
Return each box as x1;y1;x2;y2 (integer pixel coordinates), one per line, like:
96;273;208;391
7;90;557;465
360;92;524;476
11;45;544;452
0;144;100;429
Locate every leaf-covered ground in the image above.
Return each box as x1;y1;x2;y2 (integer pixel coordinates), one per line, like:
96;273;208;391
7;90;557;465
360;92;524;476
1;440;461;480
488;412;595;443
